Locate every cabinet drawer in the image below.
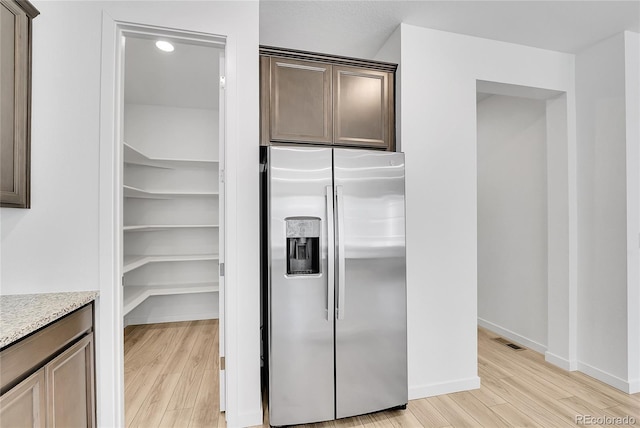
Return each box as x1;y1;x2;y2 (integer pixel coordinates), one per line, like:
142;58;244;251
0;305;93;393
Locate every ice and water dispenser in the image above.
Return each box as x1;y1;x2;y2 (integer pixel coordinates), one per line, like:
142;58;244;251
286;217;320;275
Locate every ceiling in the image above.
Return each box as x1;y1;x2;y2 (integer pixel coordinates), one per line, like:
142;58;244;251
124;36;221;109
259;1;640;59
123;2;639;108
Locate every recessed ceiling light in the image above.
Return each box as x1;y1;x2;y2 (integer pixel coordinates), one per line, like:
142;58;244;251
155;41;174;53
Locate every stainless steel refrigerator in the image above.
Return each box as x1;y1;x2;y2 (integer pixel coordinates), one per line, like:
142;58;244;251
265;146;407;426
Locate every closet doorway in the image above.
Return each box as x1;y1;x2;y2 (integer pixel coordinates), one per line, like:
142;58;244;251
476;90;549;352
119;27;227;426
475;80;575;370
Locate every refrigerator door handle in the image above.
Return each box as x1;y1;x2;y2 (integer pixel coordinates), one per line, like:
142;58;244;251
326;186;335;321
336;185;346;320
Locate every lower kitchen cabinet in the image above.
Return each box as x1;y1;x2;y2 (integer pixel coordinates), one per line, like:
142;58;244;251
0;370;46;428
0;304;95;428
46;334;94;428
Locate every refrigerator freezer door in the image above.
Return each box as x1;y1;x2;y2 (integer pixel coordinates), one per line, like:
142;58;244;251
268;146;335;426
333;149;408;419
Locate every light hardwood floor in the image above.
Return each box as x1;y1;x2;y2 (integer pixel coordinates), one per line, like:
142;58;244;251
125;322;640;428
124;320;223;427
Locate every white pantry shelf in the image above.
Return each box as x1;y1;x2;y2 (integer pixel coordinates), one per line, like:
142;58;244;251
124;224;219;232
122;92;221;325
123;184;218;199
123;142;218;168
123;282;220;316
123;254;219;274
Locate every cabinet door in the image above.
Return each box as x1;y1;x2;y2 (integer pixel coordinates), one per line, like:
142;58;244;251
0;369;46;428
0;0;30;207
45;334;95;428
269;57;332;144
333;66;393;150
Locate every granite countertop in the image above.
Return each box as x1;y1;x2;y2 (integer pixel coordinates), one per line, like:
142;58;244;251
0;291;99;349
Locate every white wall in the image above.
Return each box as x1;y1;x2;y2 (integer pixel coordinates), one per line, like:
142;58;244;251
1;2;261;427
1;2;101;294
477;94;548;353
544;92;576;370
125;104;219;160
374;27;402;149
625;31;640;394
575;31;640;393
376;24;576;399
575;32;629;392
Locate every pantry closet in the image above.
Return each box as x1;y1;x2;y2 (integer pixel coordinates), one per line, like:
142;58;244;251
119;31;226;414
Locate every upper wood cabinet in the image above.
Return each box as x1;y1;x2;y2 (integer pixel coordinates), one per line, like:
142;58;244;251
260;46;396;151
1;0;39;208
333;66;392;149
268;57;332;144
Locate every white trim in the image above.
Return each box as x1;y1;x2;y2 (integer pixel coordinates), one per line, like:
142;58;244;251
221;33;240;428
235;410;265;428
545;351;577;371
216;34;264;428
478;318;547;355
116;21;226;46
408;376;481;400
475;82;578;379
578;361;635;393
629;378;640;394
98;12;125;428
220;369;226;411
624;30;640;397
99;17;235;428
218;48;227;413
566;89;580;369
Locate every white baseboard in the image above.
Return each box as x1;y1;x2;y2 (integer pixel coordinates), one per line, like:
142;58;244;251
227;410;263;428
478;318;547;354
409;376;481;400
545;351;577;371
578;361;636;393
124;311;218;327
220;369;226;411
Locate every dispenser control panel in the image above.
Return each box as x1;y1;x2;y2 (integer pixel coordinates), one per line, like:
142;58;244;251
285;217;321;275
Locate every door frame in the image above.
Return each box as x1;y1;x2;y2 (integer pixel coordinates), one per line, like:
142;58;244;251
98;17;227;427
475;80;578;371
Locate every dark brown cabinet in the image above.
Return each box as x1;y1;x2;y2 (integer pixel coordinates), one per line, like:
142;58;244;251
268;57;332;144
0;304;95;427
46;334;94;428
333;65;392;149
260;47;396;151
0;370;45;427
0;0;38;208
